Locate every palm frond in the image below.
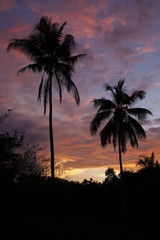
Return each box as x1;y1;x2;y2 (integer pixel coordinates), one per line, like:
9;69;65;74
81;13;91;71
127;108;152;120
92;98;115;109
117;79;125;90
137;158;145;167
7;38;41;60
99;119;114;147
56;62;75;76
60;34;76;57
98;100;116;112
37;73;44;102
55;62;80;104
90;110;112;136
66;78;80;105
137;151;155;168
129;90;146;105
57;22;66;39
125;121;139;148
35;16;52;33
7;39;30;56
137;157;148;167
103;83;113;92
17;63;42;75
92;98;105;108
62;54;86;65
128;115;146;139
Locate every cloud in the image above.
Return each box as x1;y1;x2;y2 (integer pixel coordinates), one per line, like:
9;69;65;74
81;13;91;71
10;24;29;34
147;127;160;140
0;0;16;11
98;0;160;64
136;46;158;56
153;118;160;125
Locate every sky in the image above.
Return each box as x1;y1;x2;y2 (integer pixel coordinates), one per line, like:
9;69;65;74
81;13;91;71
1;0;160;182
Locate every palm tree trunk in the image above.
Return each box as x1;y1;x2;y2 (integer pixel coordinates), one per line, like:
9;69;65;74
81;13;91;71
49;74;55;180
118;135;127;223
49;74;56;235
118;136;123;175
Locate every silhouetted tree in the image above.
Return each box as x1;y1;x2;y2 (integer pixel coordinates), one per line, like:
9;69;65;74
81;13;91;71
0;130;24;182
0;112;47;182
137;151;159;169
104;167;117;184
90;79;152;175
55;162;67;179
0;130;46;182
7;16;86;180
90;79;152;222
0;111;11;125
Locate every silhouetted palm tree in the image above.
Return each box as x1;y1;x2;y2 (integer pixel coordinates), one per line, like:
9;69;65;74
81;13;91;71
7;16;86;180
90;79;152;175
137;151;159;169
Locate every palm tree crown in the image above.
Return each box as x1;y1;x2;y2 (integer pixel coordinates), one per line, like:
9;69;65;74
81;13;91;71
7;16;86;113
90;79;152;173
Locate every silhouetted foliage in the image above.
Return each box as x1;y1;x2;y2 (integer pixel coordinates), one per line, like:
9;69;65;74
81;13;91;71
104;167;118;184
55;162;67;179
137;151;159;169
0;114;47;183
1;162;160;239
0;110;11;125
0;130;24;182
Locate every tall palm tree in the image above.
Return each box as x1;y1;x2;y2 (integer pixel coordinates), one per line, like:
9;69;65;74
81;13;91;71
90;79;152;175
7;16;86;180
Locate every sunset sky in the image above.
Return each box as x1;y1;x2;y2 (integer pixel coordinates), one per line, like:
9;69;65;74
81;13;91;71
1;0;160;182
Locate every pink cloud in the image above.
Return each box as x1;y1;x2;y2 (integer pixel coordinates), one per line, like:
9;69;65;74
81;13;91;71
0;0;16;11
10;24;29;34
136;45;159;56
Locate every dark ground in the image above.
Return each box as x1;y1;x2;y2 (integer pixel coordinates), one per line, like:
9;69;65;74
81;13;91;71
1;171;160;240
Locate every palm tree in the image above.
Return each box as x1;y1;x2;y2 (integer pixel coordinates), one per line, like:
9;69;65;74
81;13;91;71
7;16;86;180
90;79;152;221
137;151;159;169
90;79;152;176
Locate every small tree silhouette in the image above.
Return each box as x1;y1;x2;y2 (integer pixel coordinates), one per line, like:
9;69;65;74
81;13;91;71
104;167;117;184
137;151;159;169
136;151;159;170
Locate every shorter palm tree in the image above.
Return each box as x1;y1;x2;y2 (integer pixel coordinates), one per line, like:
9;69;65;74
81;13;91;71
90;79;152;175
137;151;159;169
90;79;152;222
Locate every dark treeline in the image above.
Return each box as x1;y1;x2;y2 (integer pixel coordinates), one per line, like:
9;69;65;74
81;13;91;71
1;124;160;239
1;114;160;239
2;168;160;239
